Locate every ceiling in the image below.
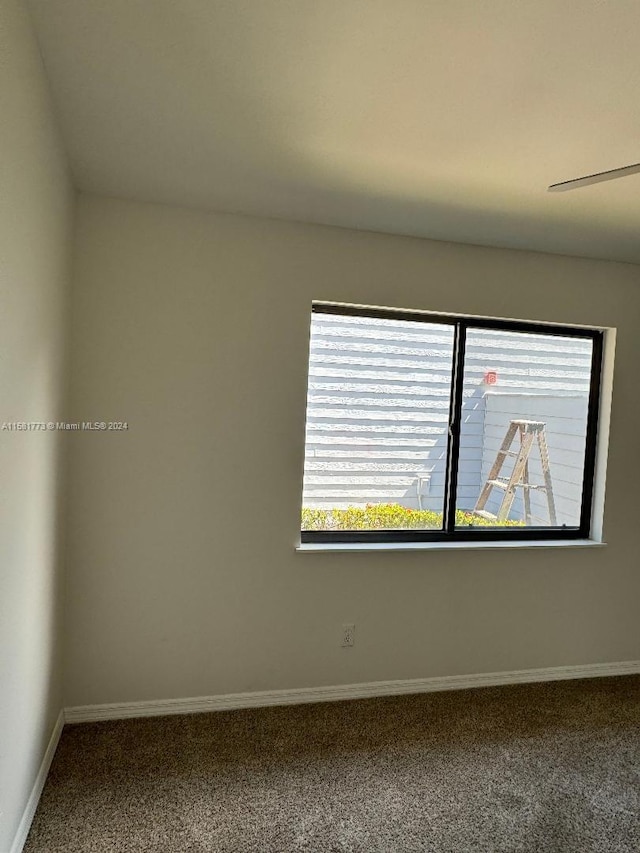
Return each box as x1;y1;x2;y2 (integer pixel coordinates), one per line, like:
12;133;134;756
27;0;640;263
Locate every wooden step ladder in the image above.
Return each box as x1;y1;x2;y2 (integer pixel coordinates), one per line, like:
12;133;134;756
474;420;557;525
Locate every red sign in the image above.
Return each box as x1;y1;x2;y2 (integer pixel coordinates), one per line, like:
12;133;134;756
484;370;498;385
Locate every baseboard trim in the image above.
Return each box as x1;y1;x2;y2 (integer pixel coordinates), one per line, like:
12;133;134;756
64;660;640;724
9;709;64;853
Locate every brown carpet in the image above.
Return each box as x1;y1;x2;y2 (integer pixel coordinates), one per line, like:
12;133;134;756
25;676;640;852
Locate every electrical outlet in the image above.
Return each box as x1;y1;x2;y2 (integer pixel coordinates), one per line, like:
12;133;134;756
341;623;355;647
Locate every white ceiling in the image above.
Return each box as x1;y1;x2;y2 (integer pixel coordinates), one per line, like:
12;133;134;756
27;0;640;263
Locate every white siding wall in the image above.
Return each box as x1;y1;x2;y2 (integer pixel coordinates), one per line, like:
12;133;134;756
303;313;454;511
302;316;593;518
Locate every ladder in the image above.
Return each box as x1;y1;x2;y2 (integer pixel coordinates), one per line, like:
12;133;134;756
474;420;557;525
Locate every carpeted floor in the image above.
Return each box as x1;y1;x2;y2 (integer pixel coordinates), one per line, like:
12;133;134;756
25;676;640;852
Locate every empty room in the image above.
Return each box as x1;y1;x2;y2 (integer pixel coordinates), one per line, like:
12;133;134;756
2;0;640;851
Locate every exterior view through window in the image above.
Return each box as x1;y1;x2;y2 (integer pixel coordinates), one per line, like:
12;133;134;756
301;304;602;543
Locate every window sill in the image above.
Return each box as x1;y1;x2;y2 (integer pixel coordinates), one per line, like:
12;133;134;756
296;539;605;554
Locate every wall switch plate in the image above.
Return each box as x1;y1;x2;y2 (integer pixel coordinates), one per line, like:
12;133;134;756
341;623;355;647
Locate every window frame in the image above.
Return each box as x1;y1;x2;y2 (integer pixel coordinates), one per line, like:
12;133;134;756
301;302;604;544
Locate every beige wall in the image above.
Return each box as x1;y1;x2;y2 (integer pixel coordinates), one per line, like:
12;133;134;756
66;193;640;708
0;0;74;849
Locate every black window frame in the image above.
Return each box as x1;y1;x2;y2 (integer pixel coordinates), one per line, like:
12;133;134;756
301;302;603;544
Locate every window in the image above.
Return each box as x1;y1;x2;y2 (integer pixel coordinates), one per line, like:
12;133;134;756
301;303;603;544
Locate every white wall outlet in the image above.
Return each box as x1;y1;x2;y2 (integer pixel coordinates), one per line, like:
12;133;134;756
341;623;355;647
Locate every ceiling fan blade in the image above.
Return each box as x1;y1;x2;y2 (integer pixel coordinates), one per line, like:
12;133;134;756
548;162;640;192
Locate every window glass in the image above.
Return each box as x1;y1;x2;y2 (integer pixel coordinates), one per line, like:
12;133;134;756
301;312;455;532
455;328;594;528
300;305;602;543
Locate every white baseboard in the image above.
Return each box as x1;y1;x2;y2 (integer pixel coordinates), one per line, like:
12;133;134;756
64;659;640;724
9;709;64;853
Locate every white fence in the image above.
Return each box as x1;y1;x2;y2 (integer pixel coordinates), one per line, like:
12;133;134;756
302;312;593;522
